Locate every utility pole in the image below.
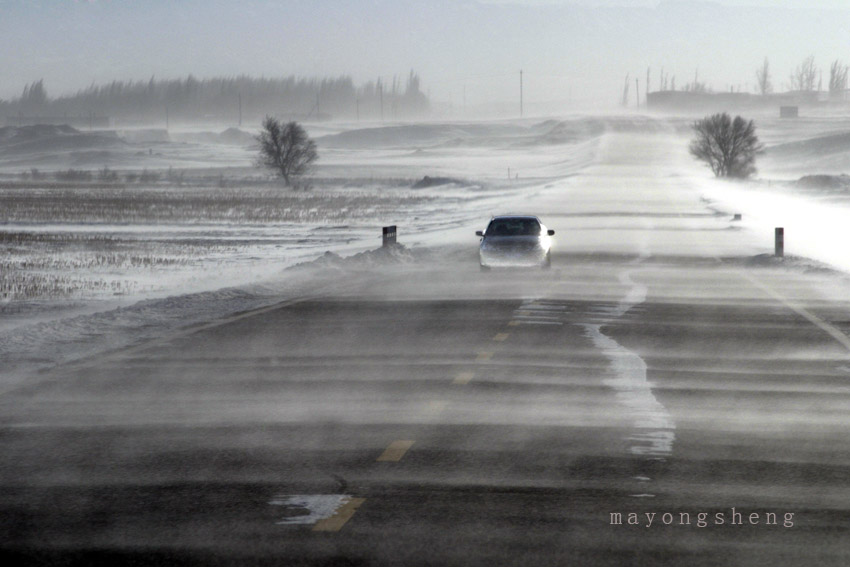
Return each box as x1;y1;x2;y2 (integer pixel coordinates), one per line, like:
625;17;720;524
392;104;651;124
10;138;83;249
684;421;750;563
380;83;384;121
356;98;360;122
635;78;640;108
165;104;169;130
238;93;242;127
520;70;524;117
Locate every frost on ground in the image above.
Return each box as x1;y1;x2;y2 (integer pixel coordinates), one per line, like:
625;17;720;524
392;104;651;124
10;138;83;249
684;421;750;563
0;183;472;305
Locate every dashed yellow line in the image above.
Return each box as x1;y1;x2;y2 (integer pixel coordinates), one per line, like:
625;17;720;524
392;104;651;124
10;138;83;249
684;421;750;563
493;333;510;342
507;321;520;327
475;351;493;362
452;371;475;385
377;440;415;462
312;498;366;532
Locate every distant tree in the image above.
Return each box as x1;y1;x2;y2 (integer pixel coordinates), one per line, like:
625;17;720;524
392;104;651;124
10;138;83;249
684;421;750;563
20;79;48;113
829;60;848;98
789;55;817;91
755;57;772;95
689;113;763;179
683;69;709;93
256;117;318;186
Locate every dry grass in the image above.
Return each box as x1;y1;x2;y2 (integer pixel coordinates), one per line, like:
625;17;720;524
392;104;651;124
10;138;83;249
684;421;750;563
0;185;432;224
0;181;441;302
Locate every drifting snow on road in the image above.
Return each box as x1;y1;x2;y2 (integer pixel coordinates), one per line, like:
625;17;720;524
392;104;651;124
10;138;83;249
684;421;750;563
582;268;675;458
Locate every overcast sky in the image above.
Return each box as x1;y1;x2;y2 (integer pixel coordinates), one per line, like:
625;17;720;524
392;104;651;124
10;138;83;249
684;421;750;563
3;0;850;109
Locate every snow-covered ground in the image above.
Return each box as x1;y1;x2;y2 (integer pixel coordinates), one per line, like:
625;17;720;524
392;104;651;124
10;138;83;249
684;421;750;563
4;112;850;387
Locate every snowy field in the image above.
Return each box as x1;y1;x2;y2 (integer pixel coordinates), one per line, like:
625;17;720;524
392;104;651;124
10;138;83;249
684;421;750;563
3;112;850;385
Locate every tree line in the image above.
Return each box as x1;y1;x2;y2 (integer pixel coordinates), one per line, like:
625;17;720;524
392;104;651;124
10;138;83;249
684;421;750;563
1;72;430;124
755;56;848;98
624;56;850;105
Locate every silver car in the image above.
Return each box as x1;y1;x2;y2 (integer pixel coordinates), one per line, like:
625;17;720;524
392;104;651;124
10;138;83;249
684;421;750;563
476;215;554;270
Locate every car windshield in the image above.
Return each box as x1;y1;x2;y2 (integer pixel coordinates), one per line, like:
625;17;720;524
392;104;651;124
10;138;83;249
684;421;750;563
486;218;541;237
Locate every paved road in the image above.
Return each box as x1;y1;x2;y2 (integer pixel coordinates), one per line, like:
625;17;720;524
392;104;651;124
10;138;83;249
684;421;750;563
2;129;850;566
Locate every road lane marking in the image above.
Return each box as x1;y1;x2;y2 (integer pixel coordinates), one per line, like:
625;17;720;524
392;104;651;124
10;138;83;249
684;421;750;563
742;272;850;355
377;440;415;462
452;371;475;385
493;333;510;342
475;351;493;362
507;321;520;326
106;296;314;362
312;498;366;532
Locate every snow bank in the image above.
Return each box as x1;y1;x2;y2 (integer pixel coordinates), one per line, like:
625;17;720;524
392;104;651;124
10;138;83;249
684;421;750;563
700;179;850;274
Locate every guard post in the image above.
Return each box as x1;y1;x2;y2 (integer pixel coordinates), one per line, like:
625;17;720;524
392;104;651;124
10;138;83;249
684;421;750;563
775;227;784;258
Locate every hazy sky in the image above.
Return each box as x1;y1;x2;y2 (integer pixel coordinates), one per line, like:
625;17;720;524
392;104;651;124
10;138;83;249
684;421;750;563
3;0;850;109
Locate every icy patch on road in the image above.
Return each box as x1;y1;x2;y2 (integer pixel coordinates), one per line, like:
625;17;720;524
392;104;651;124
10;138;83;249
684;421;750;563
269;494;351;525
581;269;675;457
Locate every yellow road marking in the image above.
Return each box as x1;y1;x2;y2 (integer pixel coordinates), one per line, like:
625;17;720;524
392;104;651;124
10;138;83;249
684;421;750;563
507;321;520;327
493;333;510;342
377;440;415;462
475;351;493;362
742;272;850;355
312;498;366;532
452;371;475;385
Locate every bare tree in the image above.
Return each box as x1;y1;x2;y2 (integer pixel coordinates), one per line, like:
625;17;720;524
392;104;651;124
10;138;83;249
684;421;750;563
789;55;817;91
256;117;318;186
689;113;763;179
683;68;708;93
829;60;848;98
658;67;670;91
755;57;772;95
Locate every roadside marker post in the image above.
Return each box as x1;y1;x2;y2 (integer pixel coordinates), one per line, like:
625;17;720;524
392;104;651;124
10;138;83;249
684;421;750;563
775;227;784;258
382;225;397;247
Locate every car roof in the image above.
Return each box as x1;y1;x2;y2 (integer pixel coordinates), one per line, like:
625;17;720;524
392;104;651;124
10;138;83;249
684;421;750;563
490;215;541;221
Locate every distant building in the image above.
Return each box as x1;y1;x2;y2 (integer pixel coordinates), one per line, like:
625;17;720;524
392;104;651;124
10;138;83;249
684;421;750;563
646;90;819;113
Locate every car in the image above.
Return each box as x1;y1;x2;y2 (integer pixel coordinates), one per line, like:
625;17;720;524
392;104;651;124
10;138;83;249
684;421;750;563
476;215;554;270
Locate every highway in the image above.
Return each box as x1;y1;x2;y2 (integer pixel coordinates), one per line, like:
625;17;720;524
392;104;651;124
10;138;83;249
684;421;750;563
2;130;850;566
